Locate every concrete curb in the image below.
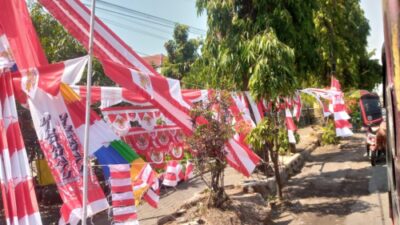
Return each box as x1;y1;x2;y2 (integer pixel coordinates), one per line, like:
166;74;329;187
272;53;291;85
243;132;322;196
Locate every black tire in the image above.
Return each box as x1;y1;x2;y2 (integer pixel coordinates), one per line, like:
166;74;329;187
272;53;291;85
366;144;370;157
371;151;377;166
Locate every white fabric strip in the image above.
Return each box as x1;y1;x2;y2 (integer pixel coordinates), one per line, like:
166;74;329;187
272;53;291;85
112;205;137;216
111;192;135;201
110;178;132;187
61;56;88;85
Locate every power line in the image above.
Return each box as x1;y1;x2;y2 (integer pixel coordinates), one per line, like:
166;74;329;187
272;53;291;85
97;0;206;34
101;17;172;40
84;3;205;36
94;7;176;37
84;0;206;35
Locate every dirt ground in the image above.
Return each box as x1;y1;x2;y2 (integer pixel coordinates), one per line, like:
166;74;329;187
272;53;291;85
271;132;390;225
163;187;271;225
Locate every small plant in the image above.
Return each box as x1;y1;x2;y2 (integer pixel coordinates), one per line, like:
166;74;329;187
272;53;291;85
321;119;339;145
246;107;287;200
186;91;234;208
278;128;290;155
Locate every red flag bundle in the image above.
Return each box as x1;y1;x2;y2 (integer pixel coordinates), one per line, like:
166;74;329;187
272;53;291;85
0;72;42;225
109;164;139;225
184;161;195;181
163;160;184;187
330;77;353;137
285;108;297;144
292;92;302;121
0;26;42;225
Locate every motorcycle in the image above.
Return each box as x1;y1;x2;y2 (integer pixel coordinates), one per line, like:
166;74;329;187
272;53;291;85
366;123;383;166
359;92;384;166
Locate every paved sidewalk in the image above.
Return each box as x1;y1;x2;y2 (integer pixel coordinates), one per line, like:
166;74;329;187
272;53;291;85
137;126;321;225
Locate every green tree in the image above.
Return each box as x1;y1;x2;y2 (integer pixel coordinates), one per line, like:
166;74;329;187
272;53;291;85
357;53;382;91
192;0;305;201
313;0;377;89
185;0;321;91
162;24;200;80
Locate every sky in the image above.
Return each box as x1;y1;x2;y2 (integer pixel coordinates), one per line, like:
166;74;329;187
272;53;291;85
83;0;207;56
89;0;384;61
360;0;384;62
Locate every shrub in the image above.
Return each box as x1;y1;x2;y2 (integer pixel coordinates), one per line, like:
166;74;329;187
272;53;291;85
321;119;339;145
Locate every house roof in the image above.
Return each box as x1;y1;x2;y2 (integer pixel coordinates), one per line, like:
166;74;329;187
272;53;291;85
142;54;165;68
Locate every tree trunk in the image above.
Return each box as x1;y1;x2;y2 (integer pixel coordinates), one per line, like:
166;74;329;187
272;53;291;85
271;140;283;200
261;144;270;176
271;110;283;200
209;159;228;208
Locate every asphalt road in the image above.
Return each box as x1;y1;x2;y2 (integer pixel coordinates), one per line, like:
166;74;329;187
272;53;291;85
271;132;390;225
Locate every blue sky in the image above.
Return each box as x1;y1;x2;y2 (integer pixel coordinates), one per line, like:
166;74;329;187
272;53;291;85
91;0;384;61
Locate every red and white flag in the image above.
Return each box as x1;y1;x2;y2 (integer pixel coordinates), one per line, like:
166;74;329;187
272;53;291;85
131;162;160;208
71;85;152;109
0;71;42;225
109;164;139;225
18;59;110;225
0;24;42;225
245;92;264;124
231;92;256;127
331;76;341;91
225;139;260;177
185;161;195;181
285;108;297;144
163;160;184;187
292;92;302;121
40;0;261;178
142;186;160;209
102;61;261;177
330;77;353;137
332;93;353;137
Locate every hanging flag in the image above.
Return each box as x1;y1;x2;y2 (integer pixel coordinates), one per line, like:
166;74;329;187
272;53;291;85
16;59;109;225
0;71;42;225
134;163;159;208
0;0;48;69
109;164;139;225
163;161;184;187
285;108;297;144
103;61;260;176
0;0;49;107
39;0;261;178
142;186;160;209
245;92;264;124
331;76;341;91
0;24;42;225
292;92;302;121
39;0;158;76
102;60;261;177
231;92;256;144
71;85;152;109
184;161;195;181
0;31;15;71
332;93;353;137
300;89;332;117
330;77;353;137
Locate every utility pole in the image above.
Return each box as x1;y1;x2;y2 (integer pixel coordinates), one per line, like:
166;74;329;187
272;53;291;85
82;0;96;224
